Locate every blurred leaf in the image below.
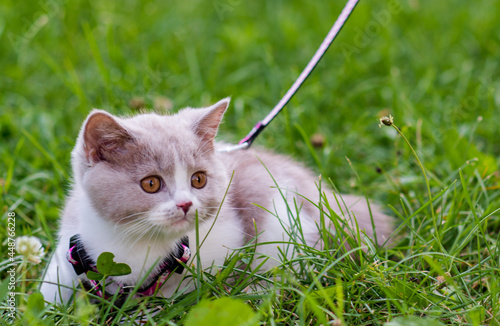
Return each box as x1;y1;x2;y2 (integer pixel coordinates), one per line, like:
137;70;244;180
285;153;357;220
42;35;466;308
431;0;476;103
467;305;485;326
442;129;497;173
184;297;259;326
21;292;52;326
0;277;10;302
26;292;45;315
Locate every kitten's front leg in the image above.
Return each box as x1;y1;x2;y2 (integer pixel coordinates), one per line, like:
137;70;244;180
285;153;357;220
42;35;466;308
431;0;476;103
40;237;79;304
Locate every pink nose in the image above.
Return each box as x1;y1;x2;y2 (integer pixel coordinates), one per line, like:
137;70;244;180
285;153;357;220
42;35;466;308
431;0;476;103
177;201;192;214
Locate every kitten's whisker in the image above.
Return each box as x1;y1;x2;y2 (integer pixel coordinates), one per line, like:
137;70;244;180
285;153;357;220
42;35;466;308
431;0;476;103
148;227;164;248
150;228;161;247
116;218;149;233
117;211;149;223
204;206;252;211
129;223;155;248
117;219;153;247
113;212;151;233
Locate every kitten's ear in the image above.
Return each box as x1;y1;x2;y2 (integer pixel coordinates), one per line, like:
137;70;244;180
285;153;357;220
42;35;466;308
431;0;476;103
193;98;229;147
83;110;133;164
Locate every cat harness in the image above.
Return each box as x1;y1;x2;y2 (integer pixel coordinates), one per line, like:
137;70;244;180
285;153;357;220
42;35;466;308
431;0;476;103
66;234;190;301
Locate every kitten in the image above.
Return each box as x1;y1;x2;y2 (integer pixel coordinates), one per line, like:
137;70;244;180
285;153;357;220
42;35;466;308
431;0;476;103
40;98;393;303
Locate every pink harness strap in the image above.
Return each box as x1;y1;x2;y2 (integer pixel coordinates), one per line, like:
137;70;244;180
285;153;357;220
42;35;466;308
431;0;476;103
67;235;191;301
136;244;191;297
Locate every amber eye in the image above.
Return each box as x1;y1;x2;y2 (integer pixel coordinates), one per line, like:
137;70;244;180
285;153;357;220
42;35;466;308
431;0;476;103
191;172;207;189
141;176;161;193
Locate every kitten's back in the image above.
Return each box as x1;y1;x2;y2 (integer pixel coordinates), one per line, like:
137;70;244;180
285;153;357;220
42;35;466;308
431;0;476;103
219;147;393;247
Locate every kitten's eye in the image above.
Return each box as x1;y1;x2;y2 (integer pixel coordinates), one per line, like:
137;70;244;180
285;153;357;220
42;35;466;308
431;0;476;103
141;176;161;193
191;172;207;189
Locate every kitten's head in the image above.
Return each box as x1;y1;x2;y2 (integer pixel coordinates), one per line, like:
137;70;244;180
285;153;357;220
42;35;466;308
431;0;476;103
72;98;230;240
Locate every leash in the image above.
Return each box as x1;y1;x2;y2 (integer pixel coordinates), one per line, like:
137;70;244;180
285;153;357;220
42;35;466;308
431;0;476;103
219;0;360;153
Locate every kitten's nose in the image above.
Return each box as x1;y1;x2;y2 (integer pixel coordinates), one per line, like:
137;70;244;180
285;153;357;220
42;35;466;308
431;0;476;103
176;201;192;214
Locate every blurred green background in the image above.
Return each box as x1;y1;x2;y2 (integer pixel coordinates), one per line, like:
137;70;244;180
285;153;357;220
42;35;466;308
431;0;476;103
1;0;500;243
2;1;500;324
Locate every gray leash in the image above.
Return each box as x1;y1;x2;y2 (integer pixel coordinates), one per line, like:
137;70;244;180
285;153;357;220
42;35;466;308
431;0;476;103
219;0;360;153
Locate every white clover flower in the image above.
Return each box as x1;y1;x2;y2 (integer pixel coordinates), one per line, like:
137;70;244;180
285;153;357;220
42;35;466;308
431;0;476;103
15;236;45;264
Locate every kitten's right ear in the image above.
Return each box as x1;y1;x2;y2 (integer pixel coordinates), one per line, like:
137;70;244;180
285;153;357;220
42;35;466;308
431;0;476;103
193;98;230;147
83;110;133;164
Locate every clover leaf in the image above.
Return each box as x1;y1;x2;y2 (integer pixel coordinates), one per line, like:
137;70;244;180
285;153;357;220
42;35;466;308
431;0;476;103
86;252;131;281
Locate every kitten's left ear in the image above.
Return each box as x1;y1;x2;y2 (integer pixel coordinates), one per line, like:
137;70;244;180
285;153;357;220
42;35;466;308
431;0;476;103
193;98;229;147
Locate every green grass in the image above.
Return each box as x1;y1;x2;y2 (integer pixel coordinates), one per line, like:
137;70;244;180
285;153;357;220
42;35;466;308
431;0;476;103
1;0;500;324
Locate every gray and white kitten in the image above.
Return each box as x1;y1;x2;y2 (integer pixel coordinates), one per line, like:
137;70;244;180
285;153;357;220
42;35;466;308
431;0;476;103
40;98;393;303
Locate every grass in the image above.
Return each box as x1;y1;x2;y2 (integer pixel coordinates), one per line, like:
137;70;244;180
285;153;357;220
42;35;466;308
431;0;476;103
1;0;500;324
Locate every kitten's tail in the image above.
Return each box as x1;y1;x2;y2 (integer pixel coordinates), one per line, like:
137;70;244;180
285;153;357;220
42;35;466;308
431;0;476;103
322;193;394;248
